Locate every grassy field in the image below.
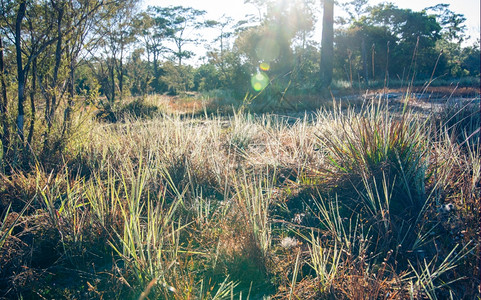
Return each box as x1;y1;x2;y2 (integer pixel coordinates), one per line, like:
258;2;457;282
0;89;479;299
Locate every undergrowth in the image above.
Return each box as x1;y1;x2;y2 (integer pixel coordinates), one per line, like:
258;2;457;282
0;93;479;299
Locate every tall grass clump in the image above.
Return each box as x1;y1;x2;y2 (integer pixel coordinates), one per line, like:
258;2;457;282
298;192;476;299
83;114;228;201
233;169;274;257
105;160;190;298
315;101;429;243
303;195;405;298
438;99;479;147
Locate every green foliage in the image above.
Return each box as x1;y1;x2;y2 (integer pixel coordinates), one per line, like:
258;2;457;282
161;61;195;94
460;44;481;76
194;64;219;91
334;2;478;88
205;50;252;98
426;4;467;44
119;98;159;120
127;49;153;96
149;5;207;66
68;1;481;101
76;64;102;103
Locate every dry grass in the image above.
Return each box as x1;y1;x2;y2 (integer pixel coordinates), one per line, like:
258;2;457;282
0;92;479;299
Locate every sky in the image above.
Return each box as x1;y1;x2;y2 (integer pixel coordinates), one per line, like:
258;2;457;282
142;0;480;64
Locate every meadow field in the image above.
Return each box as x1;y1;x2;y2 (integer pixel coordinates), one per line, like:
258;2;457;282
0;87;479;299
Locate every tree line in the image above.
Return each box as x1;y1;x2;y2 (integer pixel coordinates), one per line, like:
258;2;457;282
0;0;479;170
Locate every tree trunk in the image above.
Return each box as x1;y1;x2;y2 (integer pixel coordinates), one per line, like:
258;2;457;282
153;52;159;78
62;50;75;137
15;1;27;143
109;60;116;102
0;37;10;162
384;41;390;88
177;41;183;66
117;47;123;101
46;4;64;130
27;57;37;148
319;0;334;89
371;44;375;79
23;57;37;168
43;4;64;154
361;37;369;85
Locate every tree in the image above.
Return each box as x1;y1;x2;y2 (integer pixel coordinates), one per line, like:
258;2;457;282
333;3;445;84
13;0;28;142
0;36;9;163
460;43;480;76
1;0;126;166
160;61;194;94
194;63;219;91
334;22;395;84
235;0;317;97
62;0;106;136
426;4;467;45
127;48;153;96
368;4;442;79
341;0;371;84
206;15;235;79
292;43;320;91
206;47;251;96
98;1;139;102
151;6;206;66
426;4;470;78
28;0;110;151
38;0;69;142
342;0;369;20
319;0;334;89
2;0;99;141
139;9;169;92
0;0;56;163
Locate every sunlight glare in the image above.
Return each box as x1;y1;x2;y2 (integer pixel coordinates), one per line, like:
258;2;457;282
251;72;269;91
255;37;280;62
259;62;270;71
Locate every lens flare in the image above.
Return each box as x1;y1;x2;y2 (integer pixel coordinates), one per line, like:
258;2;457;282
251;72;269;91
259;62;270;71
